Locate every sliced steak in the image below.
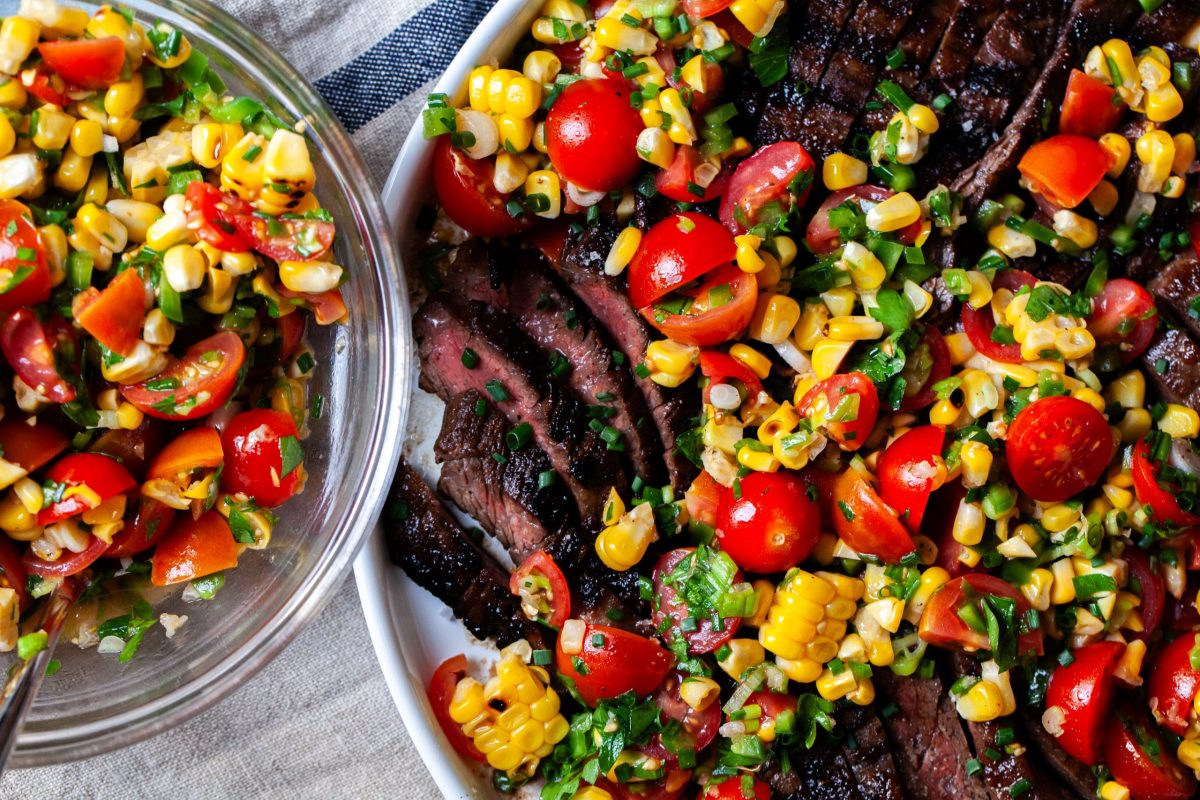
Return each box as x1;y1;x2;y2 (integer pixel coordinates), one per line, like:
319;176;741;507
875;671;991;800
1019;708;1096;798
448;239;665;484
553;222;699;489
839;705;905;799
1148;250;1200;341
1142;326;1200;409
764;741;866;799
791;0;866;87
434;390;574;559
384;460;545;649
860;0;959;130
925;0;1006;92
414;296;624;527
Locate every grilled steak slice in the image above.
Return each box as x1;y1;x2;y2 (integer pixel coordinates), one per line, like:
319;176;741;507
926;0;1006;92
1129;0;1200;47
764;741;866;799
1148;251;1200;341
434;390;575;559
448;239;665;484
791;0;866;87
1142;327;1200;409
839;705;905;799
415;296;624;527
875;671;991;800
554;222;699;489
384;460;545;649
1019;708;1096;798
860;0;958;130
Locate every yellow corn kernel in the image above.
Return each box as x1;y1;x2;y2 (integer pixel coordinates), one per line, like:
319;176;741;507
77;202;128;253
826;315;884;342
1098;782;1130;800
823;152;868;191
595;506;657;572
503;76;541;120
262;129;315;199
1101;39;1138;93
865;192;921;232
1042;504;1079;534
717;639;765;680
496;114;533;153
593;16;656;56
604;226;641;277
952;500;985;546
32;106;73;152
1089;179;1119;216
775;654;822;683
735;233;766;273
1172;133;1195;175
750;293;801;345
1136;129;1175;194
0;493;32;533
1053;209;1099;249
820;286;856;317
278;260;343;295
1117;407;1152;443
1159;403;1200;438
1066;386;1105;414
646;339;698;378
221;133;267;201
729;0;784;38
196;267;237;314
658;88;696;145
53;148;90;193
838;241;885;291
467;65;493;111
67;118;103;159
1100;133;1131;178
1177;740;1200;773
1050;558;1076;604
189;122;226;169
1146;83;1184;123
816;667;858;702
525;170;561;219
737;446;780;473
572;789;614;800
522;50;561;86
680;54;709;93
962;270;993;310
930;398;960;426
104;199;161;244
988;224;1036;258
1161;175;1186;199
635;126;675;169
959;441;992;489
730;344;771;380
794;302;829;351
757;401;798;444
0;17;40;75
958;680;1006;722
0;77;23;110
679;677;720;711
104;73;144;120
908;103;939;134
811;338;853;380
941;332;972;366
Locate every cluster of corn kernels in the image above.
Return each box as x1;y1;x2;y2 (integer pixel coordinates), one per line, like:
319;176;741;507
1084;40;1183;124
869;103;939;166
955;660;1018;722
594;490;661;571
447;646;569;776
757;569;863;683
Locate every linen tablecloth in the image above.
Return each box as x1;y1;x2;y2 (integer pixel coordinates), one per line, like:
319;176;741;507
4;0;497;796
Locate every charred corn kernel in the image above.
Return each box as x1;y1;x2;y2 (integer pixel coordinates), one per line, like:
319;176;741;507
278;260;343;294
522;51;561;86
593;15;656;55
1136;129;1175;194
988;224;1036;258
811;338;854;380
960;441;992;489
1089;179;1119;216
731;344;771;380
718;639;765;680
162;243;205;292
261;129;314;198
823;152;868;191
952;500;985;546
1159;403;1200;438
1146;83;1184;122
840;242;886;291
605;226;641;277
77;202;127;252
646;339;698;378
220;132;267;201
757;402;798;444
1178;740;1200;773
750;293;801;345
795;302;829;351
956;679;1005;722
105;199;161;243
595;503;657;571
865;192;920;232
1053;209;1099;249
0;17;39;75
525;170;560;219
1117;408;1152;443
907;103;939;134
1100;133;1131;178
191;122;230;169
635;126;674;169
679;677;720;711
735;234;765;273
826;315;884;342
658;88;696;145
930;398;960;426
1172;133;1195;175
104;73;144;120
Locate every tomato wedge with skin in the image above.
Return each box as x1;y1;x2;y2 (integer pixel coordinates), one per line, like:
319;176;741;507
89;419;168;480
1;308;74;403
184;181;254;252
629;212;737;309
105;498;175;559
1059;69;1124;137
1106;709;1197;800
682;0;734;16
806;185;922;254
1007;396;1115;503
657;145;730;204
1044;640;1125;764
509;550;570;629
1089;278;1158;365
831;468;915;563
643;264;757;346
962;269;1037;362
0;416;68;472
427;654;488;764
38;453;136;526
1148;632;1200;736
718;142;816;235
147;427;224;481
644;670;720;764
20;66;69;107
150;510;239;586
276;285;348;326
1132;437;1200;529
556;622;674;706
37;37;126;89
545;78;643;193
24;533;108;578
433;134;534;238
699;350;763;406
0;200;50;313
685;471;723;529
73;267;146;356
898;326;951;412
796;372;880;451
122;331;246;421
1018;134;1113;209
653;548;743;652
918;574;1044;657
877;425;946;533
1125;548;1165;642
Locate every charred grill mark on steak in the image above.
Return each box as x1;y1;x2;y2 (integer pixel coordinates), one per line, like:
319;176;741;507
764;740;868;799
414;296;625;525
838;705;906;799
384;460;546;649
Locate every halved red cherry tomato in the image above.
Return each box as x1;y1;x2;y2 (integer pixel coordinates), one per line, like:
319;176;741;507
643;264;757;346
427;654;488;764
0;416;68;471
719;142;815;235
1018;134;1113;209
220;409;304;508
704;777;771;800
657;145;730;203
556;621;674;706
37;37;126;89
1;308;73;403
1007;396;1115;503
122;330;246;421
806;185;923;254
88;419;168;480
961;269;1037;362
1106;709;1197;800
682;0;734;16
644;670;721;764
1059;69;1124;137
0;201;50;312
229;210;334;264
898;326;951;412
184;181;254;252
545;78;643;193
877;425;946;533
20;66;69;106
796;372;880;451
685;471;723;529
831;468;914;563
918;574;1044;657
148;427;224;481
276;312;306;361
652;548;743;652
23;533;108;578
1148;632;1200;736
699;350;763;406
37;453;136;526
1132;437;1200;529
1044;640;1124;764
1125;548;1165;642
509;550;570;629
276;286;348;326
0;537;28;610
629;212;737;309
73;267;146;356
1089;278;1158;365
150;510;239;586
105;498;176;559
716;472;821;574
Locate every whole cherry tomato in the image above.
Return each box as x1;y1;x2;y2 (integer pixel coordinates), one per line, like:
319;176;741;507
877;425;946;533
545;78;643;193
796;372;880;451
1006;396;1114;503
716;472;821;574
556;621;674;706
1044;641;1124;764
831;468;914;563
220;409;304;508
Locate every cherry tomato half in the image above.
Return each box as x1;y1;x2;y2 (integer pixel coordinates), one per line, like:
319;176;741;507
877;425;946;533
831;468;914;564
806;185;922;254
184;181;254;252
1;308;74;403
898;326;951;412
220;409;304;508
1105;709;1196;800
657;145;730;204
20;66;69;106
1018;134;1113;209
38;453;136;526
644;670;720;764
23;533;108;578
699;350;763;407
546;78;643;193
1089;278;1158;365
556;621;674;706
1148;632;1200;736
629;212;737;309
1007;396;1115;503
1044;640;1124;764
961;269;1037;363
1132;437;1200;530
0;416;68;472
796;372;880;451
653;548;742;652
643;264;757;347
716;472;821;574
122;331;246;421
1125;548;1165;642
509;550;571;629
0;200;50;313
918;574;1044;657
73;267;146;356
718;142;815;235
703;778;771;800
427;654;488;764
105;498;176;559
37;37;126;89
150;510;239;586
1059;69;1124;138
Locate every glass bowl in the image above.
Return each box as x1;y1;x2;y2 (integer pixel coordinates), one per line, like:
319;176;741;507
3;0;409;766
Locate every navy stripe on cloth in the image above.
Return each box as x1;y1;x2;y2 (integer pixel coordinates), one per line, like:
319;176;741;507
314;0;496;133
